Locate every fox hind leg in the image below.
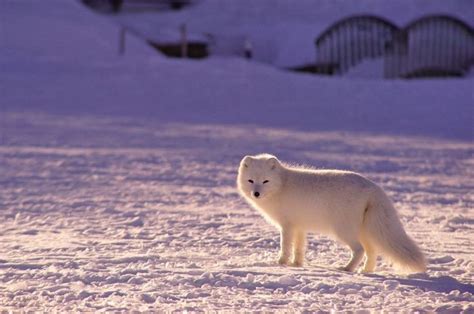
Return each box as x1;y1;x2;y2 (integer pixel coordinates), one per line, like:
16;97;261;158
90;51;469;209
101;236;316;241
361;239;377;273
341;242;365;272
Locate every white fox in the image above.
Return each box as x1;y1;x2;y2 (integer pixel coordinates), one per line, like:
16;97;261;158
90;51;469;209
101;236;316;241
237;154;426;274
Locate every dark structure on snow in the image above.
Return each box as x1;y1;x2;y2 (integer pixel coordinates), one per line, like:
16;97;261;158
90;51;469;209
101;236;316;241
314;14;474;78
315;15;400;75
147;41;209;59
81;0;193;13
384;15;474;78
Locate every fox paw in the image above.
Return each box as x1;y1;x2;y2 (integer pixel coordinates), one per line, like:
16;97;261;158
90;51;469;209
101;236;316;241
359;268;374;274
290;260;304;267
337;266;352;272
278;256;290;265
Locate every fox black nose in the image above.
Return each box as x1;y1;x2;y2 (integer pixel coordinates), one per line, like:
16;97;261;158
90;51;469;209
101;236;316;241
254;191;260;198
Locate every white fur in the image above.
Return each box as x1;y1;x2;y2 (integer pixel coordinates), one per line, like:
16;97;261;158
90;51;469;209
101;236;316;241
237;154;426;273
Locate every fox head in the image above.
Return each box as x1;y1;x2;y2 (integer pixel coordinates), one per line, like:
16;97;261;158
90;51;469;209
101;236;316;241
237;154;283;201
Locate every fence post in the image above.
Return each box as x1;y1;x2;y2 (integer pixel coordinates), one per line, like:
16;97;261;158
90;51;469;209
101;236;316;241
180;23;188;58
244;37;253;59
119;27;126;55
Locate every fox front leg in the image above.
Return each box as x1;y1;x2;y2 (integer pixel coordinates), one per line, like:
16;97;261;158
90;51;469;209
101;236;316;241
291;230;306;267
278;226;295;265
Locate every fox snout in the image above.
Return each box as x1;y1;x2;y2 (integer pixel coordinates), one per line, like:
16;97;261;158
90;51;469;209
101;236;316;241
253;191;260;198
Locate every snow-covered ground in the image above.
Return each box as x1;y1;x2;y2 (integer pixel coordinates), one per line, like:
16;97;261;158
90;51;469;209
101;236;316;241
2;112;474;311
1;0;473;311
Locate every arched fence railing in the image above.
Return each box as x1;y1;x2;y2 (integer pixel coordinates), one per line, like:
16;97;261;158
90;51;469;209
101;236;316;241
315;15;400;75
315;14;474;78
385;15;474;78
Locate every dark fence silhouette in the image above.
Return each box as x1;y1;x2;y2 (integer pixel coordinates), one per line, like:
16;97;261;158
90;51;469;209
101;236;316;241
148;41;209;59
81;0;193;13
315;14;474;78
385;15;474;78
315;15;399;74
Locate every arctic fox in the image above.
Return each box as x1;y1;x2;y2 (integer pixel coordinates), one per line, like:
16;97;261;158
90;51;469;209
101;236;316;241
237;154;426;274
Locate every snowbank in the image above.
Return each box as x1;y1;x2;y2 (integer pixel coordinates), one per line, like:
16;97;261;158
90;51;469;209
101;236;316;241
0;0;156;61
112;0;474;68
1;1;472;140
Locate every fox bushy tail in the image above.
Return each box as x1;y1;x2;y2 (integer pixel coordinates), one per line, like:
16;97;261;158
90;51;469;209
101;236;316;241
363;189;426;273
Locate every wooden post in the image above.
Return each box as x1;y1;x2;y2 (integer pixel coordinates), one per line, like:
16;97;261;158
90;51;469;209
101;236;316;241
180;23;187;58
0;104;5;145
119;27;126;55
244;37;253;59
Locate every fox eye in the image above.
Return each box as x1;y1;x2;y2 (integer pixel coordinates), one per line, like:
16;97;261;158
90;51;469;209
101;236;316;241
248;179;254;184
263;180;269;184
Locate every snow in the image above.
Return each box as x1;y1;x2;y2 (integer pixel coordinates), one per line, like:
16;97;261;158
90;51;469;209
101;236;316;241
112;0;474;68
0;0;155;60
0;0;473;311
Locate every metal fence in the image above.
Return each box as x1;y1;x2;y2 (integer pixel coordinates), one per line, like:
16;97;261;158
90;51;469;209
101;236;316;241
315;14;474;78
384;15;474;78
315;15;399;75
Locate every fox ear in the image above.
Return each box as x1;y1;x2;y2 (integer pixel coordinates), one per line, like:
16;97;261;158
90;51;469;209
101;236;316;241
241;155;253;168
267;157;280;170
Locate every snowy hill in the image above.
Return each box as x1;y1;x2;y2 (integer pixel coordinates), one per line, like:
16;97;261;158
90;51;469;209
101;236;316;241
0;0;473;311
2;1;473;139
112;0;474;68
